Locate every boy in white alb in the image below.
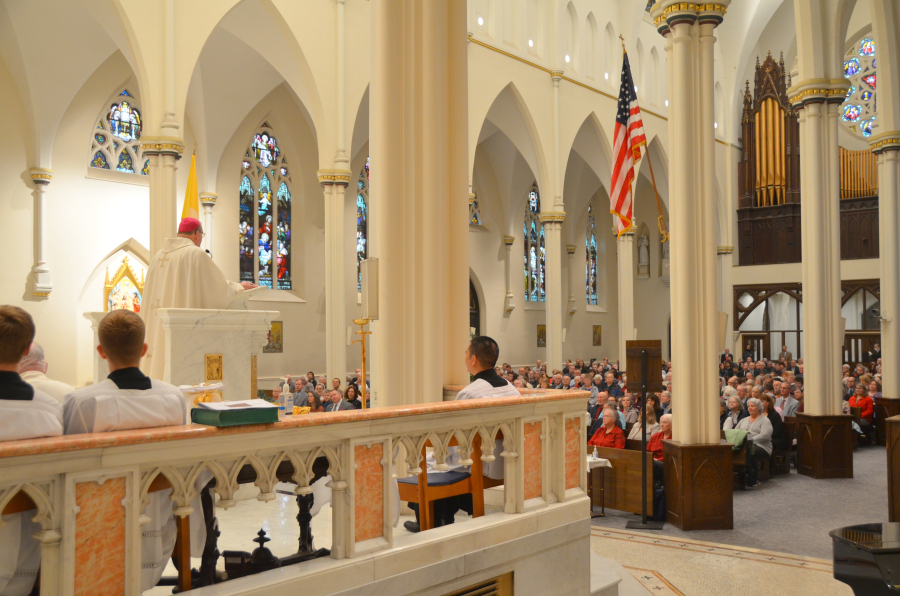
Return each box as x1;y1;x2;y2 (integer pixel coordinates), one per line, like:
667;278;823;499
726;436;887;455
0;306;63;596
403;336;519;533
63;310;204;591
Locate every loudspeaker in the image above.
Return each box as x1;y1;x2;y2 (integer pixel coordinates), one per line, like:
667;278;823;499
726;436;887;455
361;258;379;320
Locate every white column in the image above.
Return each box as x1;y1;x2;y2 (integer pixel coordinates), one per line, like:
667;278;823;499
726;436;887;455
144;141;184;256
566;245;577;315
873;139;900;397
503;236;516;312
541;69;566;372
37;529;61;596
370;0;469;405
616;232;635;366
29;168;53;297
788;85;846;416
319;174;350;384
717;246;734;350
200;193;217;253
653;1;728;444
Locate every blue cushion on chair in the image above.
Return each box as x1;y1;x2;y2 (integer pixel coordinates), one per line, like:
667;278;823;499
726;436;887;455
397;470;471;487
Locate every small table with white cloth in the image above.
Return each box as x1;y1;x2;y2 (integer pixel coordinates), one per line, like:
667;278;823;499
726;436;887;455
587;456;612;517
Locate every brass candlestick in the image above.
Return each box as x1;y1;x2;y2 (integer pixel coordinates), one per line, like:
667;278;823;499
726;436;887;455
352;318;371;409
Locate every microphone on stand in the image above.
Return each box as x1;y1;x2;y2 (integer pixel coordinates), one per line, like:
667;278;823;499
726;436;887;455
205;249;213;259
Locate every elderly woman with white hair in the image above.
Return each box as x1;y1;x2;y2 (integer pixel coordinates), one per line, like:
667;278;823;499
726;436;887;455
734;397;773;488
722;392;748;430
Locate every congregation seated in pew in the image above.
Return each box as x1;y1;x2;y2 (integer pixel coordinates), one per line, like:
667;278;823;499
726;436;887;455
588;406;625;449
0;306;64;596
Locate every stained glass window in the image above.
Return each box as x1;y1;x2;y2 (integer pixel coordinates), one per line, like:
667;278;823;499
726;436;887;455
585;206;597;305
116;151;134;173
239;176;255;283
356;159;369;293
859;38;875;56
842;35;877;138
89;89;145;177
524;184;545;302
239;124;292;289
91;151;109;169
842;104;862;122
469;192;481;225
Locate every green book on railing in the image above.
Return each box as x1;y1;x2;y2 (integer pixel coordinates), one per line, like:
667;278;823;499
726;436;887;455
191;399;280;427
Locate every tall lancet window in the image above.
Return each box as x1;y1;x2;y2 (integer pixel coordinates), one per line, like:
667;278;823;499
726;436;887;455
523;184;545;302
585;206;598;304
238;123;292;289
88;89;147;176
356;157;369;293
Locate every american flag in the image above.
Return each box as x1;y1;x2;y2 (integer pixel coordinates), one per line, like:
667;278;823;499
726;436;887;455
610;52;646;236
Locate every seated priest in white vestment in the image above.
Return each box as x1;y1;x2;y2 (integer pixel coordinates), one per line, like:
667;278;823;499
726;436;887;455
403;336;519;533
17;342;74;403
140;217;257;380
62;310;206;591
0;306;63;596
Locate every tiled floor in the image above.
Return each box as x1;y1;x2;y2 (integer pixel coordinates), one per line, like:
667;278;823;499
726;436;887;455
591;527;852;596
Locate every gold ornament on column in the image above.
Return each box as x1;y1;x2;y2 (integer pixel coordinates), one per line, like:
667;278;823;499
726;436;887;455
352;318;371;409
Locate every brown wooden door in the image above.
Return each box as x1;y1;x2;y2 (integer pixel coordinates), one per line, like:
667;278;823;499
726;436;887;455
742;333;769;362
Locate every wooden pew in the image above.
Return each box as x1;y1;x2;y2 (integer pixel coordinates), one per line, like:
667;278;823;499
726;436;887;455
850;406;875;445
588;442;652;514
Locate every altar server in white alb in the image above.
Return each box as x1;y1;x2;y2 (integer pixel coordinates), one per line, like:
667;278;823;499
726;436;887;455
141;217;256;380
63;310;205;591
0;306;63;596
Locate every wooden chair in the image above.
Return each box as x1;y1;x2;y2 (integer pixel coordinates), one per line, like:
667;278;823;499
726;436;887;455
397;434;493;532
146;475;192;593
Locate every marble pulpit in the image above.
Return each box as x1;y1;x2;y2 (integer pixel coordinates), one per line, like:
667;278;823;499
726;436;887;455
85;289;278;401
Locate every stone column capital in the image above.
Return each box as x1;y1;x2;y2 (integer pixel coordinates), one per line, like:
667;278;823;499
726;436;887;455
502;235;515;246
30;168;53;185
869;132;900;155
317;169;352;187
538;211;566;224
141;136;185;158
787;79;849;109
200;192;218;207
550;70;563;83
566;245;577;255
716;245;734;255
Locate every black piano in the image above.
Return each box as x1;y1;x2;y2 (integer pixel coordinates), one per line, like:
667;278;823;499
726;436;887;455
831;522;900;595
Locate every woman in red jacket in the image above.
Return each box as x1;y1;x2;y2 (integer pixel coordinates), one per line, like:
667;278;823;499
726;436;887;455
589;407;626;449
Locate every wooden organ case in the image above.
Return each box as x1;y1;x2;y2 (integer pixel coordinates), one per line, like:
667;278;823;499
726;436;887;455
736;52;879;265
737;53;801;265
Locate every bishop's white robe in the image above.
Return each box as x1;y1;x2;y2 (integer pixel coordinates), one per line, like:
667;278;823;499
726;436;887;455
140;237;242;380
62;380;209;591
0;391;62;596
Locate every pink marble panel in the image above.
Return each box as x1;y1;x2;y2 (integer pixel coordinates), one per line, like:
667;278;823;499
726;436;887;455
0;389;592;460
564;418;581;490
354;443;384;543
524;421;543;500
75;477;126;596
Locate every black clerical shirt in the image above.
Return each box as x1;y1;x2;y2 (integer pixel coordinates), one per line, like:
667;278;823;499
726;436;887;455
472;368;508;388
0;370;34;401
108;367;152;390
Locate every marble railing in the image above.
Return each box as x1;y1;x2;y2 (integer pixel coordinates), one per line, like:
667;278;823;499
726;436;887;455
0;388;590;596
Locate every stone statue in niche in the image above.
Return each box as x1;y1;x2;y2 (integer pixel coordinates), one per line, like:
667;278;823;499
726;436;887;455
638;235;650;266
637;234;650;279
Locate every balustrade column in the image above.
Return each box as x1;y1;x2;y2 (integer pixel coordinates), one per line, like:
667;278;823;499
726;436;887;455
328;479;349;559
29;168;53;297
319;172;350;383
370;0;469;405
37;529;61;596
616;232;635;366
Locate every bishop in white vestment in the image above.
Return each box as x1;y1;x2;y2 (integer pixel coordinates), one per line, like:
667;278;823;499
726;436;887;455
141;217;255;380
